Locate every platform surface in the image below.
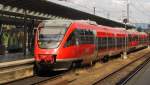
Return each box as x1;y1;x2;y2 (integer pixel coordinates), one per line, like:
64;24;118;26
0;53;32;63
125;59;150;85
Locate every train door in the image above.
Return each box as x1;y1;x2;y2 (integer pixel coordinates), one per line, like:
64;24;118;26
93;30;98;60
62;30;79;59
74;29;84;61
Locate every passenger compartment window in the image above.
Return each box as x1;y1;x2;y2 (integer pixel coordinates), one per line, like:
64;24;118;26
76;29;94;44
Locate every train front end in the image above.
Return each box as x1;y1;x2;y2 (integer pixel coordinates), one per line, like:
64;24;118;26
34;20;72;73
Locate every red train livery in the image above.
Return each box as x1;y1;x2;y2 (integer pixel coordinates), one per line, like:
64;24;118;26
34;20;149;73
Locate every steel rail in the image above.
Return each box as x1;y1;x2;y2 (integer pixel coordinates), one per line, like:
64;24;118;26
92;52;150;85
117;53;150;85
5;70;67;85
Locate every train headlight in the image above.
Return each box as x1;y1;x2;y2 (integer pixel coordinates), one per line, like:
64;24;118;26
38;54;56;64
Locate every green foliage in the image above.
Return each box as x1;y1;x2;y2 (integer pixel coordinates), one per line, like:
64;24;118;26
2;32;9;47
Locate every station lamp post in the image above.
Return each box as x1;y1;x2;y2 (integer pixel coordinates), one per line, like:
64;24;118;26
123;18;128;59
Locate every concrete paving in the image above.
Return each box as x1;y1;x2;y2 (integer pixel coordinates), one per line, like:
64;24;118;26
125;59;150;85
0;53;33;63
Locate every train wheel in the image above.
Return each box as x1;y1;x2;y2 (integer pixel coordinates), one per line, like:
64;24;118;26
33;62;43;75
72;60;82;68
102;56;109;63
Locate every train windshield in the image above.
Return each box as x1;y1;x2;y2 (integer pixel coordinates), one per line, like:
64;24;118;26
38;26;66;49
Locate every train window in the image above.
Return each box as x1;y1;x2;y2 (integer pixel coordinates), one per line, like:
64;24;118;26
97;37;100;49
128;34;132;42
78;29;85;35
117;37;123;48
109;37;112;48
86;30;94;44
89;36;94;44
122;37;126;47
121;38;124;47
75;29;94;44
141;37;144;44
84;30;89;44
86;30;93;36
75;29;84;44
108;37;111;48
84;30;89;35
98;37;107;50
65;32;76;47
108;37;115;48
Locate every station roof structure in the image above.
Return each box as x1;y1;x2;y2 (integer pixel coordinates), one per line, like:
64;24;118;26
0;0;134;28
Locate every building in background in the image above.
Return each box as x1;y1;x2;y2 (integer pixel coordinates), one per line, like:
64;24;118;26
133;23;150;32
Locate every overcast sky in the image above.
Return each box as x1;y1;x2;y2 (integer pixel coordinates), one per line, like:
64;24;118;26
61;0;150;23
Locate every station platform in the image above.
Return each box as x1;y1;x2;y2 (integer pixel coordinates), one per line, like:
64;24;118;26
125;60;150;85
0;53;33;63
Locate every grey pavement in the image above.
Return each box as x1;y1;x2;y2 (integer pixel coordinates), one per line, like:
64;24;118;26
0;53;33;63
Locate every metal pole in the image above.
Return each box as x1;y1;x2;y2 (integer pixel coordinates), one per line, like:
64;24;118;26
147;33;148;47
122;0;129;59
107;12;110;19
93;7;96;15
0;23;2;45
23;10;27;56
127;0;129;22
28;19;34;54
126;0;129;22
148;33;150;48
122;23;127;59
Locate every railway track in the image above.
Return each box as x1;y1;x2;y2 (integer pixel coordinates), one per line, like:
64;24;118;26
5;64;89;85
92;52;150;85
5;71;67;85
117;53;150;85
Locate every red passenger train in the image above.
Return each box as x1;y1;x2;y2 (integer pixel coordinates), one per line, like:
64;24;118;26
34;20;149;73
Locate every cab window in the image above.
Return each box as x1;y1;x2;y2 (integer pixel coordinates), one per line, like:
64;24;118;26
65;32;76;47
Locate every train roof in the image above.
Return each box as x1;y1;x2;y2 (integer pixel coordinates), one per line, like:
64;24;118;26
40;20;144;36
74;20;97;25
42;20;73;27
127;29;140;35
41;19;97;27
114;27;126;31
99;26;127;33
139;32;148;35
